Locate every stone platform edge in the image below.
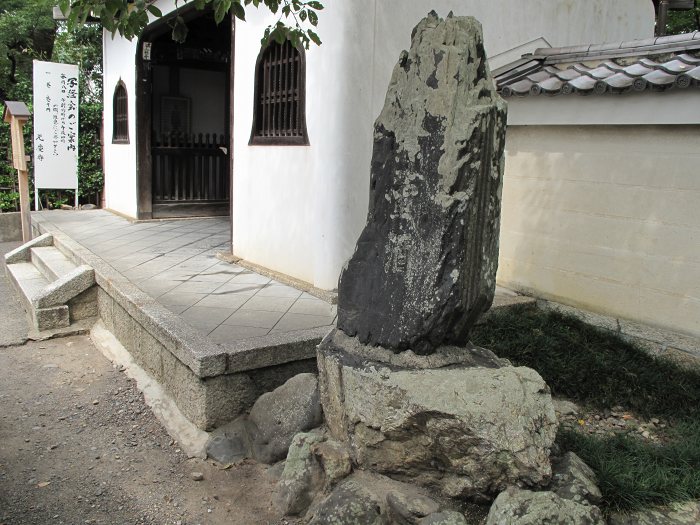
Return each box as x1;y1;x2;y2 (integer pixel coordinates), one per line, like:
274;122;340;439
30;214;326;429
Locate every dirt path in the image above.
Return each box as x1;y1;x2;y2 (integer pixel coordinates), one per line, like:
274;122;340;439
0;335;287;525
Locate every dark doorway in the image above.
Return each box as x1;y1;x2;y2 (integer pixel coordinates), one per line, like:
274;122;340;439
136;9;232;219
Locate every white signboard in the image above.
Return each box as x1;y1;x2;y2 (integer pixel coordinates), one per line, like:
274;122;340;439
32;60;79;191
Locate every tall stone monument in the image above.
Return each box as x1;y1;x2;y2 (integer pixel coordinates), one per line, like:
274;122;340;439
337;12;506;355
318;12;557;501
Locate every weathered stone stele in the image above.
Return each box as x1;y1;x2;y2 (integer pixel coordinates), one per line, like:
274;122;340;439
337;11;507;354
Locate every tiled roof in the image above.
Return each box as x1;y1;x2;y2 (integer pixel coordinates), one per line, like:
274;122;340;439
496;31;700;97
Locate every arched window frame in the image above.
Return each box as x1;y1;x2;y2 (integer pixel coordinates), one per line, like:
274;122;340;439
112;79;130;144
249;39;309;146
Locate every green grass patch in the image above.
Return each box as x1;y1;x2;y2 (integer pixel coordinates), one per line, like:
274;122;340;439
470;304;700;512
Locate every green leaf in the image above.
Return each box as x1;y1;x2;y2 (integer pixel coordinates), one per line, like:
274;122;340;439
308;10;317;26
147;5;163;17
308;28;321;46
214;0;232;23
306;1;323;10
231;1;246;21
172;16;189;43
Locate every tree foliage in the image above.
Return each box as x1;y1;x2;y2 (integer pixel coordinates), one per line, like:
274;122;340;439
0;1;57;211
666;0;700;34
0;1;104;210
61;0;324;48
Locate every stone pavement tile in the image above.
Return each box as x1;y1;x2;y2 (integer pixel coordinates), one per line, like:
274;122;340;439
136;279;183;298
122;267;163;282
158;291;207;308
187;271;240;283
212;282;264;296
163;304;189;315
256;284;303;299
239;296;296;313
208;324;269;343
180;306;238;331
195;293;250;310
288;298;337;317
169;280;222;294
272;313;335;332
222;309;284;329
229;272;271;285
156;269;201;282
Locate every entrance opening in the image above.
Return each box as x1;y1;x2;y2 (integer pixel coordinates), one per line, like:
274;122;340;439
137;9;231;219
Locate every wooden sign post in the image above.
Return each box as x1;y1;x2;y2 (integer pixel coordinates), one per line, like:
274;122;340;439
3;101;32;243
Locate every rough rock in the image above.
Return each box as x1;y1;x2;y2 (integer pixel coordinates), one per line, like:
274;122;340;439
386;490;440;524
205;418;256;464
307;476;385;525
318;331;557;500
274;430;326;516
311;439;352;485
248;373;323;464
553;398;580;417
417;511;468;525
306;470;442;525
550;452;602;505
486;488;605;525
608;501;700;525
336;12;507;354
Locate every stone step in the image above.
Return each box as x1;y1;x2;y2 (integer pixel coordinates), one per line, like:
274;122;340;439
6;261;50;307
5;261;69;331
5;235;96;333
30;246;78;282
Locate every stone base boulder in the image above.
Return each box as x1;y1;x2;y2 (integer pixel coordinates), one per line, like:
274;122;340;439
307;470;445;525
206;373;323;465
486;488;605;525
317;330;557;500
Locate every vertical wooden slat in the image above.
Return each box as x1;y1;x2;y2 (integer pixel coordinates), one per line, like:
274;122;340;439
281;41;287;136
264;49;270;137
295;52;301;135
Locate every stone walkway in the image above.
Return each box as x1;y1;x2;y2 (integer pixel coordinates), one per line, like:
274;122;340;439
34;210;336;343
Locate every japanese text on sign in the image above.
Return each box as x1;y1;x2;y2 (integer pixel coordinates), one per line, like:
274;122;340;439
32;60;79;190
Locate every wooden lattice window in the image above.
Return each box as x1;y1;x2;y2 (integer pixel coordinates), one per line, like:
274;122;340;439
250;39;308;145
112;80;129;144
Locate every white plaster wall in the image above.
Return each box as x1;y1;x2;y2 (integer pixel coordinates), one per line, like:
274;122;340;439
370;0;654;117
499;125;700;339
103;0;654;285
232;1;376;288
101;0;181;218
232;0;653;290
102;30;139;218
506;91;700;126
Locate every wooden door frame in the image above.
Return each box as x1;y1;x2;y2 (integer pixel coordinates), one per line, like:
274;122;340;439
135;7;234;221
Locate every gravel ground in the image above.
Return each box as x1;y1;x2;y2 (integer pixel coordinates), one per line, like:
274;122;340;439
0;335;286;525
556;400;671;443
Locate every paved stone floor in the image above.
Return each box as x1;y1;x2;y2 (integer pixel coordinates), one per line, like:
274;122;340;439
36;210;336;343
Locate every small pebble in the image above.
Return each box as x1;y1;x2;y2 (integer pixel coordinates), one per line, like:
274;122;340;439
190;472;204;481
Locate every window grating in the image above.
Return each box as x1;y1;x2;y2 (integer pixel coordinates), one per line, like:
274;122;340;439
250;39;308;145
113;81;129;144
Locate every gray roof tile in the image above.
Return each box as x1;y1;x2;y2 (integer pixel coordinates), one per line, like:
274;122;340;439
496;31;700;98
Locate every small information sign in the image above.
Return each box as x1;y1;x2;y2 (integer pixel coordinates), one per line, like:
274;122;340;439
32;60;79;196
